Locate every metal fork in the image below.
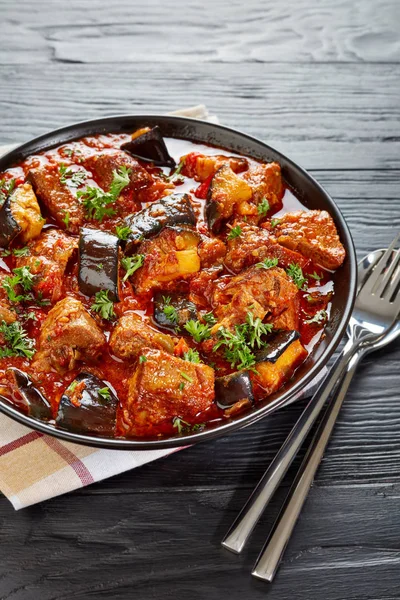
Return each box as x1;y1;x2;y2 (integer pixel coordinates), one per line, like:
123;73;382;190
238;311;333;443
222;235;400;557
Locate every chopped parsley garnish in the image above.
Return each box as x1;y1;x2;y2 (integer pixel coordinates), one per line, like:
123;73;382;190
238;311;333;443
180;371;193;383
68;381;78;393
62;147;82;158
172;416;205;434
257;197;270;217
2;266;35;303
97;263;103;271
115;225;132;240
98;387;111;400
183;348;202;363
78;166;132;222
12;247;30;257
270;218;280;228
62;211;70;229
139;355;147;364
203;311;217;326
227;225;242;240
305;309;328;325
121;254;144;282
286;263;307;290
59;164;87;187
162;296;179;324
214;312;273;371
309;271;323;281
166;159;185;183
0;178;15;205
0;320;35;359
91;290;115;320
1;249;11;257
183;319;212;343
256;257;279;270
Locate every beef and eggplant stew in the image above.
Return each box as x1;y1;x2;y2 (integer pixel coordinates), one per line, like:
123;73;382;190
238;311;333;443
0;127;346;438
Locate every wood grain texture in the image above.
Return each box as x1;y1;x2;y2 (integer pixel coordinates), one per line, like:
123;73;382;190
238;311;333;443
1;0;400;64
0;63;399;169
1;0;400;598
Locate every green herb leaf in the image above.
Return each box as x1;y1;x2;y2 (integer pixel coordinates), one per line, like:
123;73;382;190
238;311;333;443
2;266;35;303
163;304;179;324
115;225;132;240
202;311;217;326
59;164;87;187
270;218;280;228
109;166;131;198
166;159;185;183
309;271;323;281
121;254;145;282
183;319;212;343
139;355;147;364
172;416;190;432
286;263;307;290
183;348;202;363
256;257;279;270
91;290;115;321
257;197;270;217
78;166;131;222
305;309;328;325
227;225;242;240
180;371;193;383
0;178;16;205
245;312;273;349
0;320;35;359
12;247;30;257
62;211;70;229
98;387;111;400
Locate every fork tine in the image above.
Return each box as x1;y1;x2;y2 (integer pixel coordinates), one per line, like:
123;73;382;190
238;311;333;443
379;250;400;299
360;233;400;296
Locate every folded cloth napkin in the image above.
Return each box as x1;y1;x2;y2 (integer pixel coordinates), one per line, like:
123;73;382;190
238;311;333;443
0;105;327;509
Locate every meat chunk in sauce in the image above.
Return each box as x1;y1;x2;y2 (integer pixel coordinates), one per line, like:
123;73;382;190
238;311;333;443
84;149;152;194
28;164;86;234
32;297;105;374
16;229;77;303
182;152;248;182
242;162;284;212
117;348;215;437
225;222;309;274
9;183;44;243
212;266;300;332
110;313;175;360
133;227;201;294
274;210;346;270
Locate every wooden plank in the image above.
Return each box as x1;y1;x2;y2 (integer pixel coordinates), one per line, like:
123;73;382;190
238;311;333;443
1;0;400;64
0;63;399;169
1;484;400;600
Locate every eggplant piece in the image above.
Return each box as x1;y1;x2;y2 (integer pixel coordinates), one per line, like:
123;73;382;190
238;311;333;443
0;194;22;247
153;292;198;331
78;227;120;301
56;372;118;436
121;126;176;168
206;165;253;233
215;370;254;409
255;330;300;364
124;193;196;253
8;367;52;421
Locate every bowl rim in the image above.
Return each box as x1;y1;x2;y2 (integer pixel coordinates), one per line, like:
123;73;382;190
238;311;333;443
0;114;357;449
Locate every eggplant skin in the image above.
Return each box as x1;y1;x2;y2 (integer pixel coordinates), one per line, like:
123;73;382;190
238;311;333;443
121;126;176;168
78;228;120;301
56;372;118;436
215;371;254;409
255;330;300;364
8;367;52;421
124;193;196;254
0;194;22;248
153;292;198;331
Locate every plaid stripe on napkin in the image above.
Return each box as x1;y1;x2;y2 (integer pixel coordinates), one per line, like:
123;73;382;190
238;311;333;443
0;106;327;509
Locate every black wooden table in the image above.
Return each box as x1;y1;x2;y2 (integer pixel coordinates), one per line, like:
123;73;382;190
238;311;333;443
1;1;400;598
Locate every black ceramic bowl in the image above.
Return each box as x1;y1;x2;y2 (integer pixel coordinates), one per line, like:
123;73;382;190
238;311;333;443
0;115;357;449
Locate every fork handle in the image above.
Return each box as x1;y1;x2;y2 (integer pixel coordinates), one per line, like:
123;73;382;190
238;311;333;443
251;347;363;582
221;330;371;555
